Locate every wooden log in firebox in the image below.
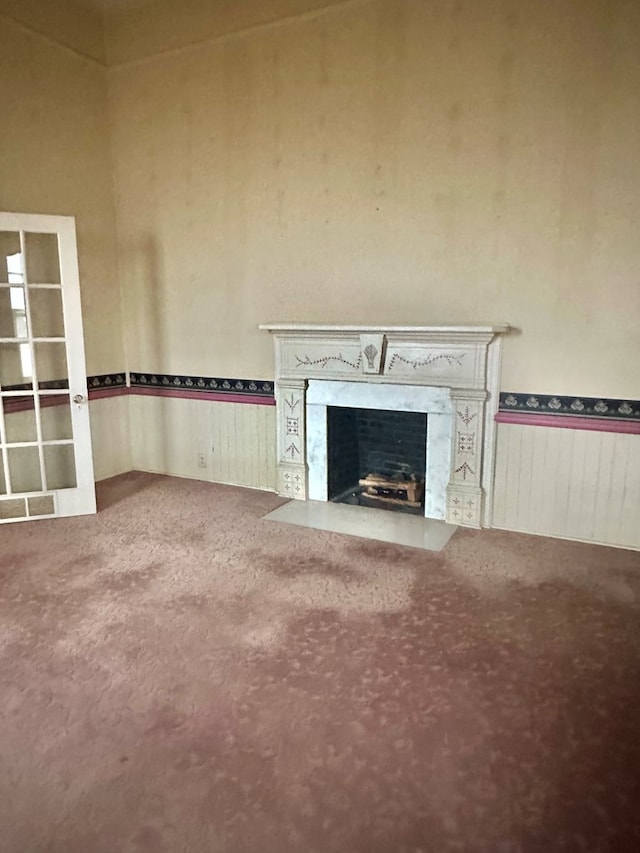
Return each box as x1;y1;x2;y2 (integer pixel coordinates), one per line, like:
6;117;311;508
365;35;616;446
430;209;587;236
358;473;425;508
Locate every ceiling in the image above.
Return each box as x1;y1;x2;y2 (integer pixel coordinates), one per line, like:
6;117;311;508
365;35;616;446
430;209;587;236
75;0;158;13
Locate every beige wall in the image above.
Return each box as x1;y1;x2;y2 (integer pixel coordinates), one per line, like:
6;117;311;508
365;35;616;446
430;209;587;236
0;5;129;480
0;9;124;376
108;0;640;396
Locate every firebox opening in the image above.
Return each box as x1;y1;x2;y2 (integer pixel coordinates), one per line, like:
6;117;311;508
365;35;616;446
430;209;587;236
327;406;427;516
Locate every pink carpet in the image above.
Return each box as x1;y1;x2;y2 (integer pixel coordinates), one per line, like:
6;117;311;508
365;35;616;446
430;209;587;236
1;471;640;852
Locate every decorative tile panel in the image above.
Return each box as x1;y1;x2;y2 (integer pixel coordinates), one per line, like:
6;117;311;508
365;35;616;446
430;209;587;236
383;343;481;386
449;395;484;501
279;338;364;379
359;334;385;374
447;488;482;527
275;381;307;499
278;465;306;499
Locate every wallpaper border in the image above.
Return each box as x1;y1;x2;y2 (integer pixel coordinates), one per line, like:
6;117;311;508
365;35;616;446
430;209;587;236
498;392;639;421
496;392;640;434
79;377;640;435
4;374;638;434
128;372;275;406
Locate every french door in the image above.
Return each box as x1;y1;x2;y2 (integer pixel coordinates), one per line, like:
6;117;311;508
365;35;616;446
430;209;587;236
0;212;95;523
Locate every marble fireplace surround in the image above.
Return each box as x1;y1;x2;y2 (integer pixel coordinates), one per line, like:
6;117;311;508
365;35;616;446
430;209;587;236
260;324;509;528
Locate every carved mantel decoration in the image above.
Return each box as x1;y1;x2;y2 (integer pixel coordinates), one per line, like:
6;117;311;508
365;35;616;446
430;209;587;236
259;324;509;528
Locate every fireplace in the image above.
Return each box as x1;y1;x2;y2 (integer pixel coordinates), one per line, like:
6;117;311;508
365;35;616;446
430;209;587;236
306;379;453;520
327;406;427;514
260;324;509;528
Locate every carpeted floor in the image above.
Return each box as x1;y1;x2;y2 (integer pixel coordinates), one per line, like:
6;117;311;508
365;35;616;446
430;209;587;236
1;472;640;853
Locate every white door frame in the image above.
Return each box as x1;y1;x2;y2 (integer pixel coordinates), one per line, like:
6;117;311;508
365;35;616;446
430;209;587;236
0;211;95;522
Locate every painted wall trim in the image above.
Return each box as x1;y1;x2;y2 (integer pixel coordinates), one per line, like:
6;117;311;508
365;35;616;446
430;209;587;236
128;386;275;406
495;411;640;435
89;386;129;401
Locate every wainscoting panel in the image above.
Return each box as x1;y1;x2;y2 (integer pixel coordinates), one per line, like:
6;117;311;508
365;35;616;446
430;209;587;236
492;423;640;550
129;394;277;491
90;395;132;482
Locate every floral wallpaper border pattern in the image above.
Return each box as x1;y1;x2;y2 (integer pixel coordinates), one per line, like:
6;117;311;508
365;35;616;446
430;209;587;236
80;377;639;422
128;372;274;398
499;393;639;421
89;373;127;389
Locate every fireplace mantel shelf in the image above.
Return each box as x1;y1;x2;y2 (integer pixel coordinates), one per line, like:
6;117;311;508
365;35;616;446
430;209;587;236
260;323;510;336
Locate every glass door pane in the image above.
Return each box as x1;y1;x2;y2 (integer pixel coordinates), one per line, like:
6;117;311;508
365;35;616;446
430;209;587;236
24;232;61;283
44;445;77;490
41;397;73;440
0;343;34;389
0;232;22;283
8;446;42;492
0;286;29;338
30;288;65;337
4;396;38;442
34;342;69;388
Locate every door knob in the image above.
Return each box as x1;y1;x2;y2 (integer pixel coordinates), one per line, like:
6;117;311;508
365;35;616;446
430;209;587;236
73;394;86;404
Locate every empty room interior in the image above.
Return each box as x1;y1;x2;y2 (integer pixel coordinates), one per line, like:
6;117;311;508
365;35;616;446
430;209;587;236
1;0;639;850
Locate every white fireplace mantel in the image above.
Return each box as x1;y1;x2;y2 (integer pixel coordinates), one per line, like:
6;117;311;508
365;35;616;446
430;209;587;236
259;323;509;528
